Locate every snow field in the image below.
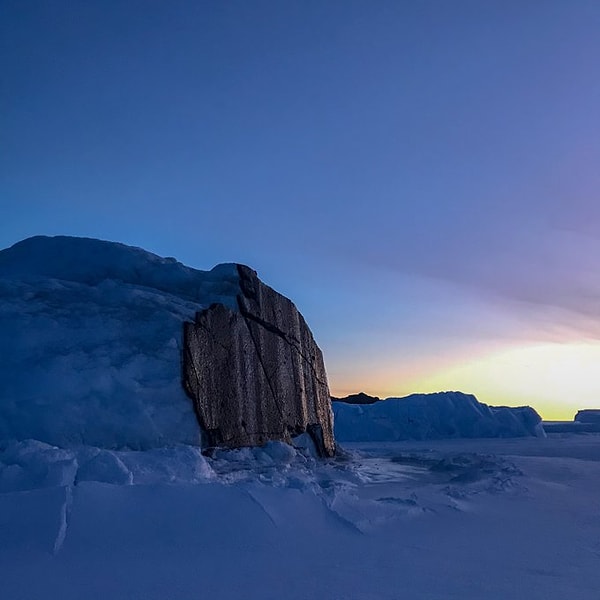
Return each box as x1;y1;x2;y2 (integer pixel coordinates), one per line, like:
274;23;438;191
2;435;600;599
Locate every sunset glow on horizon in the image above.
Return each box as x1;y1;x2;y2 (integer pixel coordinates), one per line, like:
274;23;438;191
329;341;600;421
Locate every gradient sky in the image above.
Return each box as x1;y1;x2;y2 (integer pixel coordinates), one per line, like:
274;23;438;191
2;1;600;419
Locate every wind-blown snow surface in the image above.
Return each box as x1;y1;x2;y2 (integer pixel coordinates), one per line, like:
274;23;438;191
1;435;600;599
0;236;241;448
334;392;545;442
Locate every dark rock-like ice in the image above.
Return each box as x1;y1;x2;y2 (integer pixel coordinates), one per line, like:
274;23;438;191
332;392;381;405
183;265;335;457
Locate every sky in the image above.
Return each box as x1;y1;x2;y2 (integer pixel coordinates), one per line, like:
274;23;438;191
2;1;600;419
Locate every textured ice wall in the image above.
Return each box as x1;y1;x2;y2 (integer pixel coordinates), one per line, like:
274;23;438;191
184;266;335;457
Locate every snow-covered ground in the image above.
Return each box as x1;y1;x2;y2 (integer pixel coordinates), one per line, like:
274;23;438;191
2;433;599;599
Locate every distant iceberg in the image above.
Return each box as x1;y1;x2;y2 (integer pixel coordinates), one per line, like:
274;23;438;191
333;391;545;441
575;409;600;424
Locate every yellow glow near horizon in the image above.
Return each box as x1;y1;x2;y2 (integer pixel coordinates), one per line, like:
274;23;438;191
331;342;600;421
407;342;600;420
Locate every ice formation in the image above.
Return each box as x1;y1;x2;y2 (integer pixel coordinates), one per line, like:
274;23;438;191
0;235;333;452
333;391;545;442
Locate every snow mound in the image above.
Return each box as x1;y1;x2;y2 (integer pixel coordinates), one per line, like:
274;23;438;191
333;391;545;442
0;235;244;449
0;439;217;492
0;235;241;305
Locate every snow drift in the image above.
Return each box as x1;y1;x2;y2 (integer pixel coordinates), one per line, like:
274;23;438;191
333;391;545;442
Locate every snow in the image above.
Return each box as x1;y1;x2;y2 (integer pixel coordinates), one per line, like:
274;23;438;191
333;391;546;442
575;409;600;423
0;236;243;449
0;439;216;492
543;420;600;433
1;434;600;599
0;235;241;305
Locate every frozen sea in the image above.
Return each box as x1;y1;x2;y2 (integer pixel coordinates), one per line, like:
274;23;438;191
1;432;599;600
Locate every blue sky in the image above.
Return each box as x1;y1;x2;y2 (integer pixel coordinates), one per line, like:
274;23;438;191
2;1;600;417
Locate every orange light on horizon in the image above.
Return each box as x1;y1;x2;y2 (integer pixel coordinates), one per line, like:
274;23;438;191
329;341;600;421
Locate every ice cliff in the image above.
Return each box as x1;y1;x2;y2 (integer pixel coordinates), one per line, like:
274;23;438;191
0;235;334;454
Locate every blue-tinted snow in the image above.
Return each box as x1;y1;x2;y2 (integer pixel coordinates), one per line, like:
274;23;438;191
0;236;242;448
2;435;600;599
333;391;545;442
0;235;241;304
